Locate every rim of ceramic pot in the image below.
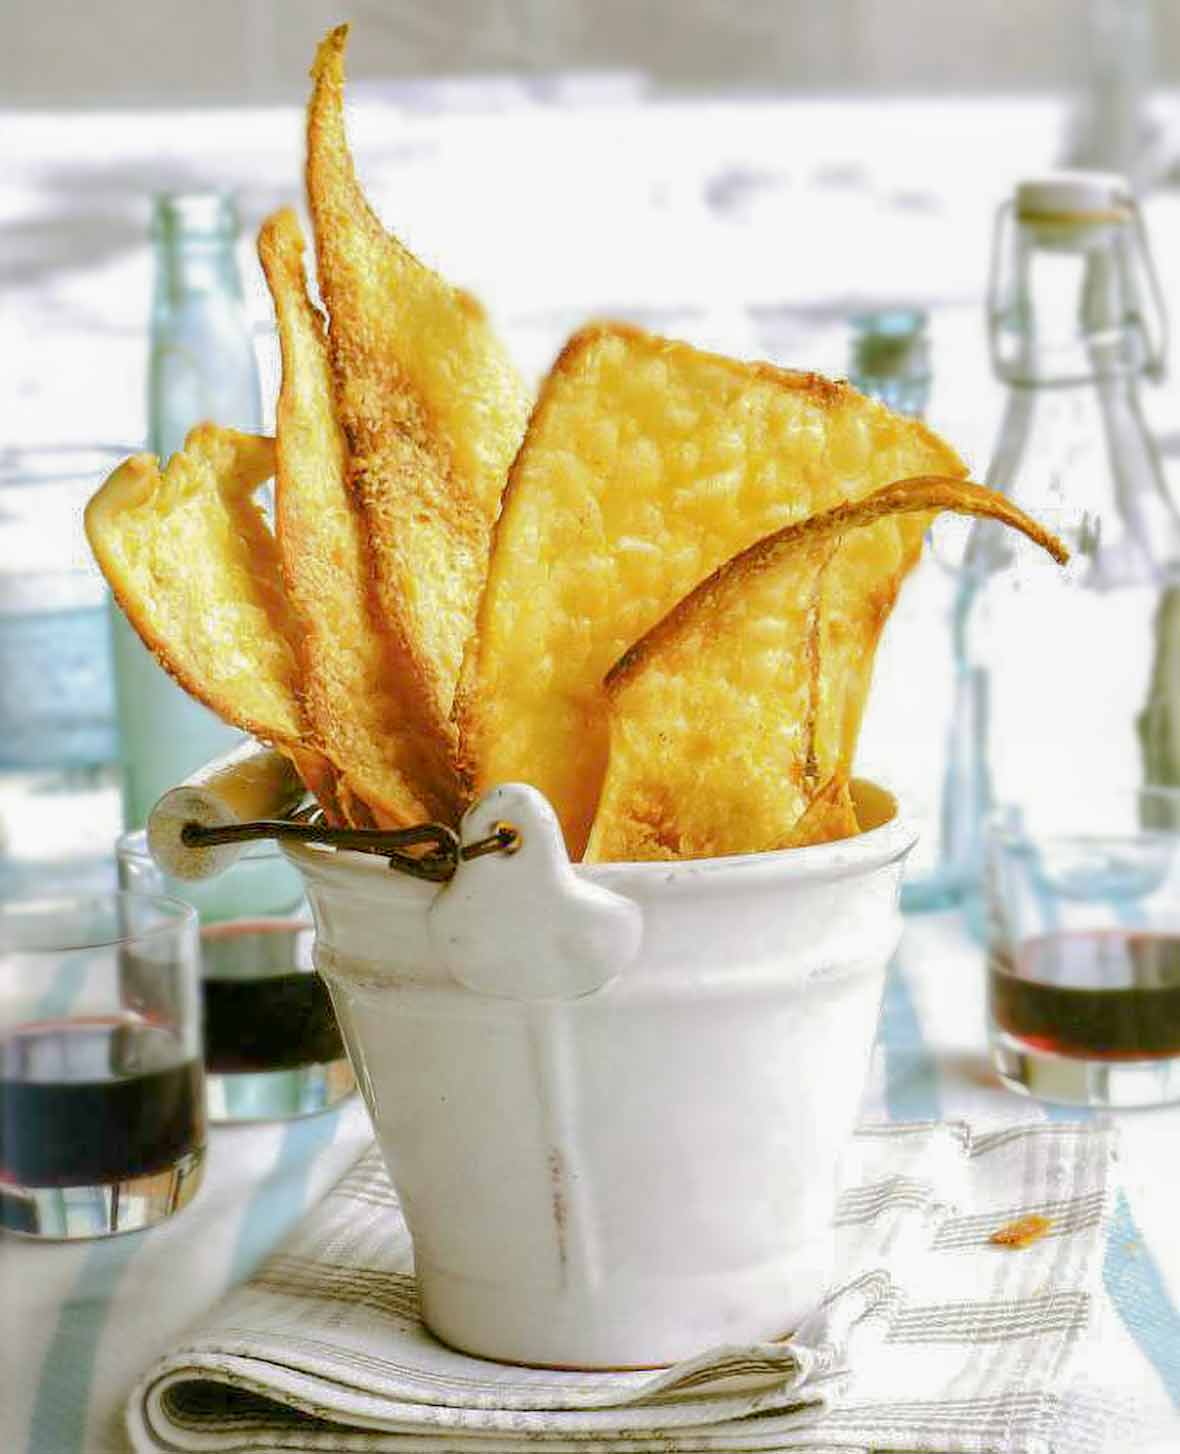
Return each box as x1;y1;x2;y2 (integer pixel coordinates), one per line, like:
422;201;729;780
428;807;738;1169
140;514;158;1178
281;778;918;896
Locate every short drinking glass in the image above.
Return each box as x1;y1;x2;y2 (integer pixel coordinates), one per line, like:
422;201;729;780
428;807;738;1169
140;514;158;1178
987;786;1180;1107
0;893;206;1238
118;832;354;1122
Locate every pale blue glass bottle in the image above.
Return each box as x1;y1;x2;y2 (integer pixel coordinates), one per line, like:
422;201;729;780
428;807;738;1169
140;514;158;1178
955;172;1179;927
110;192;261;832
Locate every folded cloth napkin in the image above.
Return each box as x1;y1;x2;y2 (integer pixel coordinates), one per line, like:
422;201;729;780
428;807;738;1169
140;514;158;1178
128;1121;1119;1453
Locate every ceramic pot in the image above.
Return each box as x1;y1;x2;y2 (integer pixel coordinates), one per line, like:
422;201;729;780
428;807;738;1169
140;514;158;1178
285;779;914;1369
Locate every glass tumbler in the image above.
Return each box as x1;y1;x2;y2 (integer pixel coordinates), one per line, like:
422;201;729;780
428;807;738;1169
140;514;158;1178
118;832;354;1122
0;893;206;1239
987;785;1180;1107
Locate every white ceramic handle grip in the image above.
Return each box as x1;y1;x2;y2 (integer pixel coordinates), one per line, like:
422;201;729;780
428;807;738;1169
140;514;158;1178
428;784;643;1001
146;741;305;881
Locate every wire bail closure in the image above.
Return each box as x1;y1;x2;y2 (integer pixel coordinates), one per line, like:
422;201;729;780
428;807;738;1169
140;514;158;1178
178;817;521;883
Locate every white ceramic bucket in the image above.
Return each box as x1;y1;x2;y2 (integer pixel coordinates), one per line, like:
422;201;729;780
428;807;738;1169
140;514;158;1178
285;779;915;1369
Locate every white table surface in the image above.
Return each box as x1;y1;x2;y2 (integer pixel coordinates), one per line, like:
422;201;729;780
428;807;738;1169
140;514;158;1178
4;88;1180;1451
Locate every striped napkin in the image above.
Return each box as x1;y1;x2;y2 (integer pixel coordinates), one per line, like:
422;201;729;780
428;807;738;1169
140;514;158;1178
128;1121;1123;1453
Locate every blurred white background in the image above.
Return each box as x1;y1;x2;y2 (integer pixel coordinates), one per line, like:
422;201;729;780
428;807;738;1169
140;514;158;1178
6;0;1180;470
2;0;1178;104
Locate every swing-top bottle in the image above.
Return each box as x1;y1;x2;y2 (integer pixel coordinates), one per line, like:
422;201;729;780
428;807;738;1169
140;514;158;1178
955;171;1180;863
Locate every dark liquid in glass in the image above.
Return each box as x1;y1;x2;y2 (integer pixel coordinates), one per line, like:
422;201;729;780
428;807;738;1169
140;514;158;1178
200;920;344;1074
0;1018;204;1191
989;930;1180;1061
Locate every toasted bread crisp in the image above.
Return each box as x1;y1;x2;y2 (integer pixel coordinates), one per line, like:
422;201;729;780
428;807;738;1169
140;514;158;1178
86;426;304;746
772;776;861;850
815;508;929;792
990;1214;1054;1249
458;324;967;857
306;24;530;786
259;209;455;827
584;478;1066;862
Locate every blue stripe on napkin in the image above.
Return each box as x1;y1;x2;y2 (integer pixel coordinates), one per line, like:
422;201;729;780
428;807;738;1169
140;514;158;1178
1093;895;1180;1406
880;953;942;1122
1104;1189;1180;1409
26;1234;142;1454
228;1110;343;1285
1040;1096;1180;1412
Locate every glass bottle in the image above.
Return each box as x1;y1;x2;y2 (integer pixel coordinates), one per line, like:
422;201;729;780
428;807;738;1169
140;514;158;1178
851;310;963;908
954;171;1178;894
110;192;262;829
849;308;931;416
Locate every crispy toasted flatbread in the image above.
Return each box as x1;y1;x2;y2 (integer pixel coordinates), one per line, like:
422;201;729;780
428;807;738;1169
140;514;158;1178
259;208;455;827
771;776;861;850
814;509;926;796
83;425;334;804
306;23;530;795
584;478;1066;862
457;323;968;857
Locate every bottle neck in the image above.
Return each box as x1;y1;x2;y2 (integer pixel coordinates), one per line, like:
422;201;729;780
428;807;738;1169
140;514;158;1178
153;238;244;307
146;198;262;456
996;234;1147;386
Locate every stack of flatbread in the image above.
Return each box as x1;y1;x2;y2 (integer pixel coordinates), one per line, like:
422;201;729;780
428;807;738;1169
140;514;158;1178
85;25;1064;864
